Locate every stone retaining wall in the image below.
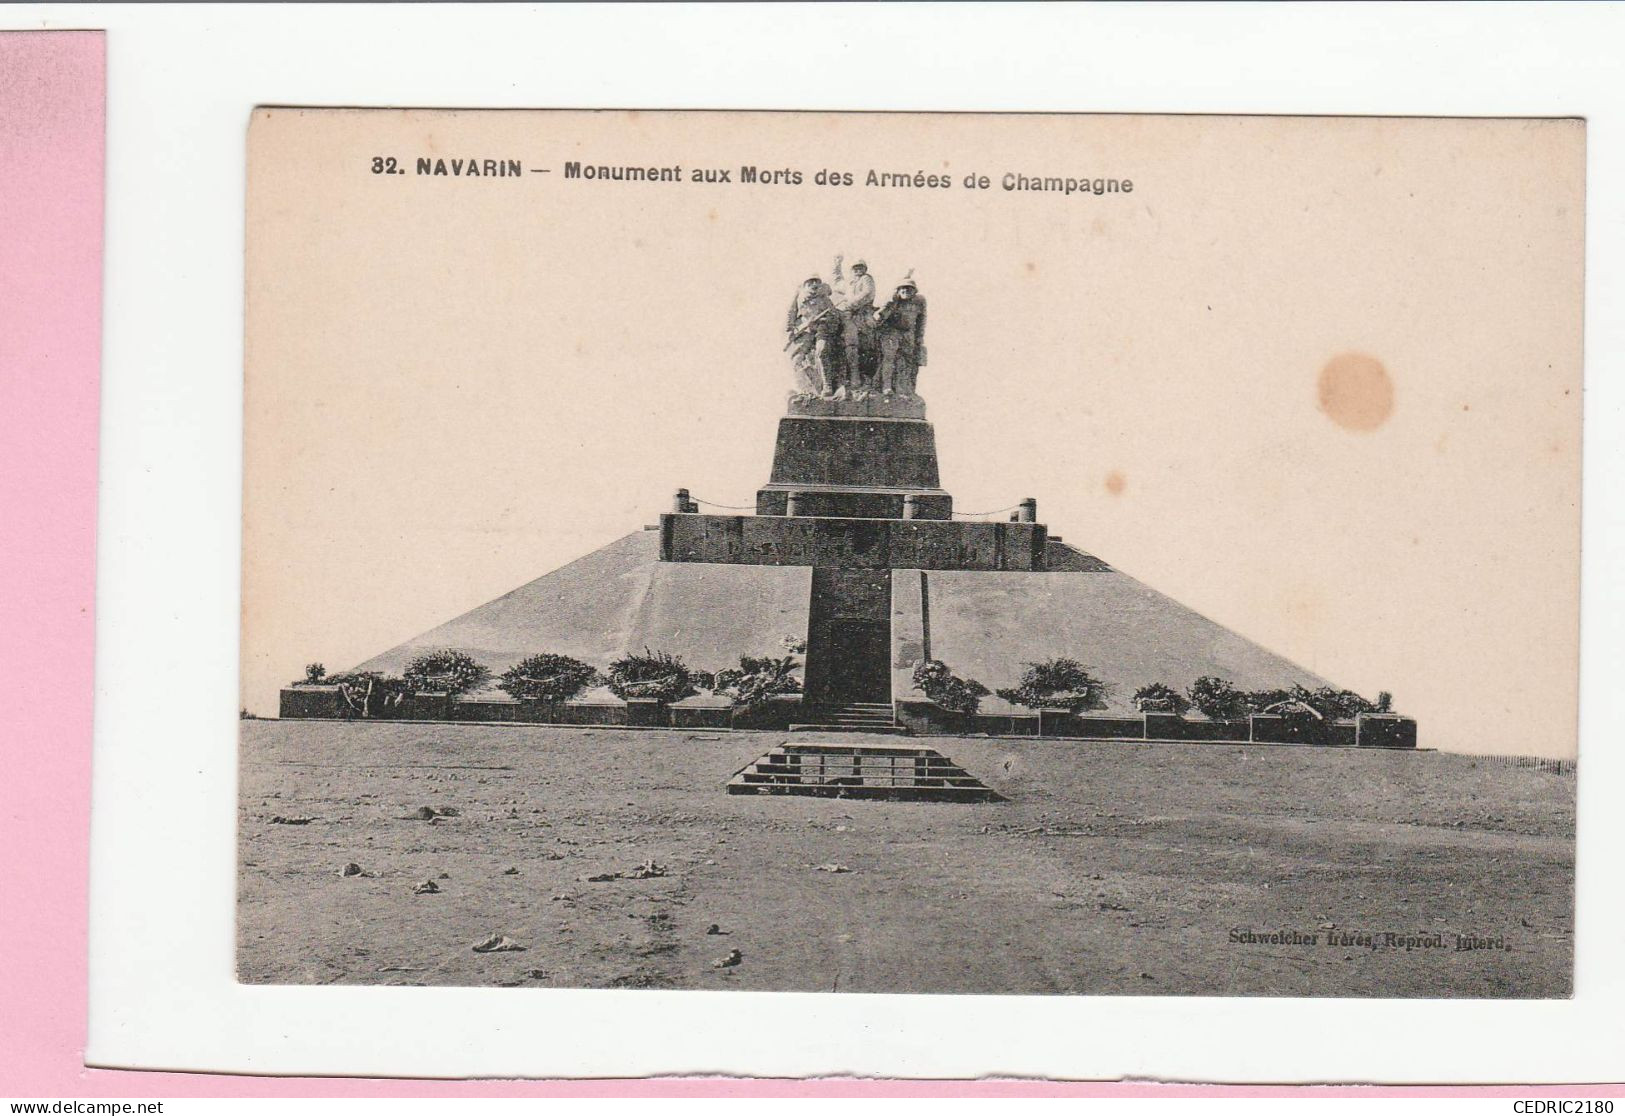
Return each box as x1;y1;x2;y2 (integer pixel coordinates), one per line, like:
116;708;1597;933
894;700;1417;748
279;687;1416;748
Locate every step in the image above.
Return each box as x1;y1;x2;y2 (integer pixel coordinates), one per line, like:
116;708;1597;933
804;711;896;724
726;741;1004;803
749;760;978;779
763;753;965;770
788;723;907;734
726;782;1000;803
772;741;937;756
739;773;989;789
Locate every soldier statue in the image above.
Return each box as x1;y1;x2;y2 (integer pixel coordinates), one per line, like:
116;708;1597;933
874;273;926;397
830;255;878;390
785;275;842;397
785;261;925;401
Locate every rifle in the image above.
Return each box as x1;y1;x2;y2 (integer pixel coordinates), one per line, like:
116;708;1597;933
783;305;835;349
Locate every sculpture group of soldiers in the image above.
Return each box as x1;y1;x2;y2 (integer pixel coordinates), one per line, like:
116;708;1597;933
786;256;927;399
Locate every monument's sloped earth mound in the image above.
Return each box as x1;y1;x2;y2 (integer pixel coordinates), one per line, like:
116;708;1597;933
627;562;810;668
352;518;1337;720
894;546;1333;715
355;530;811;679
357;530;1333;714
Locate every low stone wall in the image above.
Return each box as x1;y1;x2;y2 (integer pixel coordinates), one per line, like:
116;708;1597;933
670;704;734;730
276;686;454;721
278;687;1416;748
723;694;803;730
969;712;1041;737
893;698;968;736
278;688;800;731
1048;712;1161;739
279;685;344;719
895;698;1416;748
392;693;452;720
1356;713;1418;749
1146;712;1247;741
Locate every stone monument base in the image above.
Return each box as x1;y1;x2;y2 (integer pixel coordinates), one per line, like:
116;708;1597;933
787;392;927;420
767;416;942;488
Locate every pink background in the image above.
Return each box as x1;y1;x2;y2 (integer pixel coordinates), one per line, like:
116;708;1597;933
0;26;1616;1100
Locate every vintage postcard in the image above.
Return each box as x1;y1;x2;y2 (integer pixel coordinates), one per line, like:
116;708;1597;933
240;109;1580;998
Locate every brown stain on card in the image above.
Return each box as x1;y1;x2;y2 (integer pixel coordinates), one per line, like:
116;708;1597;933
1317;352;1394;432
1104;470;1126;496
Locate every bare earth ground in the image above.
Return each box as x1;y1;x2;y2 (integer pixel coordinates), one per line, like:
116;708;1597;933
239;722;1574;997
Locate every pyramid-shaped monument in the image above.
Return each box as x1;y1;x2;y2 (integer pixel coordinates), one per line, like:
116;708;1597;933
353;391;1334;717
329;265;1360;738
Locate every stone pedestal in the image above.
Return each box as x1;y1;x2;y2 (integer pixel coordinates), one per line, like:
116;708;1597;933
661;390;1046;723
786;392;927;421
756;414;952;520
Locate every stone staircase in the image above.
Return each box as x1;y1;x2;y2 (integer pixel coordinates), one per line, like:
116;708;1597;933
727;741;1002;803
789;702;901;734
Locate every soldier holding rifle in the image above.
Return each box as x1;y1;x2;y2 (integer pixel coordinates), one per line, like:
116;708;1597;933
874;273;926;397
785;275;843;397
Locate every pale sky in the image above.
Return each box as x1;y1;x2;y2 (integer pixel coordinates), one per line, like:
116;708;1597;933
244;110;1583;756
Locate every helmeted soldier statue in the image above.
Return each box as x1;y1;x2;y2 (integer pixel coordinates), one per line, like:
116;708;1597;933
873;273;926;397
785;275;842;396
830;254;877;390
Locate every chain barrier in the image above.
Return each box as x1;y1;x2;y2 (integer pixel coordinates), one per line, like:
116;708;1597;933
688;496;759;511
952;503;1024;519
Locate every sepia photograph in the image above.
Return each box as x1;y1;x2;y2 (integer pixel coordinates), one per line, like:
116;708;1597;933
238;108;1580;999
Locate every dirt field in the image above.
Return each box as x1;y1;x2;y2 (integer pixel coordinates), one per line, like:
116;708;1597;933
238;721;1574;997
